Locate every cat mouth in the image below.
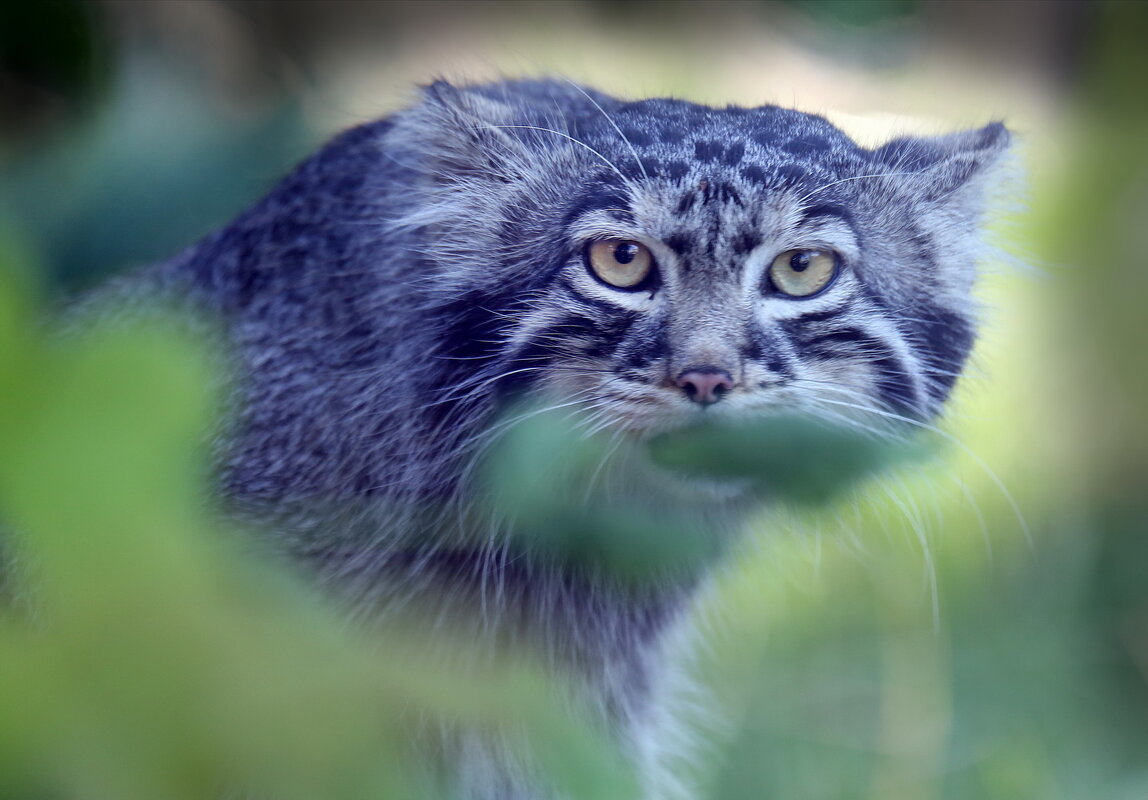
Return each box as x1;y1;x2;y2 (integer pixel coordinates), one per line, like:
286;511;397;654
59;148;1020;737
612;392;784;437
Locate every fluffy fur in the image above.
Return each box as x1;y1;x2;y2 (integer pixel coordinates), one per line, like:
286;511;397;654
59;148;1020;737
111;78;1011;798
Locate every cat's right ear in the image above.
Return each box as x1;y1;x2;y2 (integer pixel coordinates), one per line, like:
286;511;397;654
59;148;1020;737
871;122;1012;203
401;80;529;183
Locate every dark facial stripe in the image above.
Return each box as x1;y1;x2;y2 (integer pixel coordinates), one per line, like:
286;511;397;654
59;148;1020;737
793;324;920;411
427;289;535;433
563;186;633;227
554;278;646;317
665;233;692;256
731;229;761;257
616;319;670;371
510;312;638;368
797;203;856;236
741;327;795;379
910;309;975;401
494;313;624;400
790;301;852;325
438;289;524;362
871;353;919;413
800;326;876;359
495;338;557;398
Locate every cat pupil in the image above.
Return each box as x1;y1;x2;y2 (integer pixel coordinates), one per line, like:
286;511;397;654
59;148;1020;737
790;251;811;272
614;242;639;264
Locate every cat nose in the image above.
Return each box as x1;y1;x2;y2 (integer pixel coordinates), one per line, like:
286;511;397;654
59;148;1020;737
675;368;735;406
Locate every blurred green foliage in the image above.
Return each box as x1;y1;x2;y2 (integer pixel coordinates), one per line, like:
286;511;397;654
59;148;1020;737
692;4;1148;798
0;77;306;293
648;414;935;506
483;402;929;585
0;244;957;800
0;247;641;800
1;1;1148;798
0;0;109;139
0;0;309;293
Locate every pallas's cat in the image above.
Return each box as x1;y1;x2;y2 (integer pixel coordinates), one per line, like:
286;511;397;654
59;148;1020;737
111;79;1011;798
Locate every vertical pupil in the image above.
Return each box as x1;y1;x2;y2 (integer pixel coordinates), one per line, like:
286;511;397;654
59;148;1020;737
614;243;639;265
790;251;812;272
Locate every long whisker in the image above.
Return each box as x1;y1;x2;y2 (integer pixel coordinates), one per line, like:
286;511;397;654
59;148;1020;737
808;395;1032;548
877;474;940;631
560;77;648;180
484;124;633;187
954;474;993;564
797;170;923;205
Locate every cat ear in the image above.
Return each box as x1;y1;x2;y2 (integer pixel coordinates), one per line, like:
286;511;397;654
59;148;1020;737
872;122;1011;203
406;79;532;182
421;79;524;129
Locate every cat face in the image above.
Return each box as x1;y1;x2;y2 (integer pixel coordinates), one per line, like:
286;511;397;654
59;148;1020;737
401;81;1009;438
535;172;908;434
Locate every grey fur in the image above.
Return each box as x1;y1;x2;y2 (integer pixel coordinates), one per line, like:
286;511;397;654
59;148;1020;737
107;78;1011;798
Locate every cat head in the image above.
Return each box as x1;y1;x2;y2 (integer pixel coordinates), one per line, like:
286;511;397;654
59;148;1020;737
391;79;1012;436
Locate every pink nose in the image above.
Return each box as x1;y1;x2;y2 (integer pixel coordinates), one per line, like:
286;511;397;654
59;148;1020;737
675;369;734;405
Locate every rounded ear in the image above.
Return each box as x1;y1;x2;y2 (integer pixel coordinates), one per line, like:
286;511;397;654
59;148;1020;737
393;79;627;190
872;122;1011;202
421;79;525;128
394;80;532;184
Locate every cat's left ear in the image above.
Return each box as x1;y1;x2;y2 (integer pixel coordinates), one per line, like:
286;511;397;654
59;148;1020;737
871;122;1011;202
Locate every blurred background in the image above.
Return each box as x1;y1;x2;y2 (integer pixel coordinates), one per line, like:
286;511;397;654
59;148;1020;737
1;1;1146;798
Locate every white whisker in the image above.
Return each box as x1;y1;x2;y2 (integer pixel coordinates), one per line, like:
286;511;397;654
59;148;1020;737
797;170;924;205
807;394;1031;548
485;124;633;187
955;474;993;565
877;474;940;631
561;77;649;180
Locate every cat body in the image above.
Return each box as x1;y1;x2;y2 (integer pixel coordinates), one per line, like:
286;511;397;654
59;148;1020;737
116;78;1010;798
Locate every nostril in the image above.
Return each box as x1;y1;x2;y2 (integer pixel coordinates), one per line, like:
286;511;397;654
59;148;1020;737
675;368;735;405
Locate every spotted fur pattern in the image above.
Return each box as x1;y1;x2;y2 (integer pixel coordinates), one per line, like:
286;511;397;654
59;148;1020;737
136;78;1011;799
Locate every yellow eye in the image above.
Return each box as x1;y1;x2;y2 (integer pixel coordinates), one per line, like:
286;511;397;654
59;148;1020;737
586;239;655;290
768;249;840;298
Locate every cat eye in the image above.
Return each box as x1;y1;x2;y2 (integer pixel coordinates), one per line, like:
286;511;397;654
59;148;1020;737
767;249;840;298
586;239;656;290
